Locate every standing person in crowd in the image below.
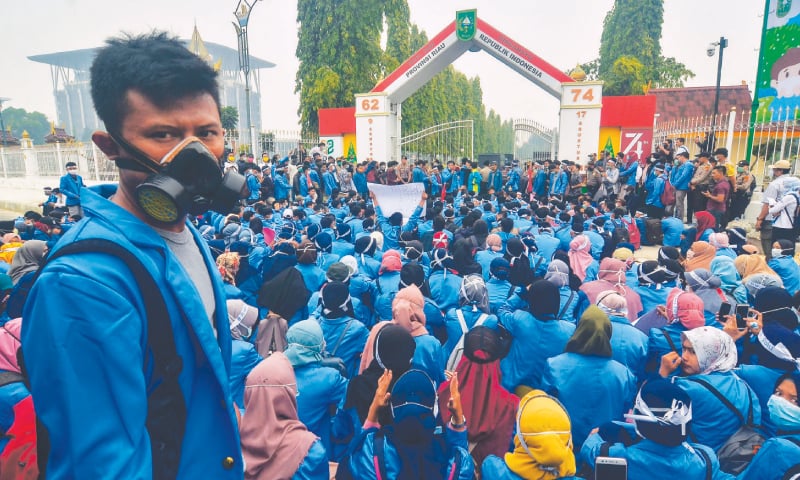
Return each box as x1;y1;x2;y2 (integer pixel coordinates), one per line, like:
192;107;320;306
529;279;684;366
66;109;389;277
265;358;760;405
22;32;244;478
730;160;754;221
759;160;800;258
59;161;85;218
670;151;694;223
688;152;713;222
702;166;731;230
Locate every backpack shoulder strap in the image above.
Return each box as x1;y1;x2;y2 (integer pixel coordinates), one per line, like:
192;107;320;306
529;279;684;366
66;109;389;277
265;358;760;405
330;319;353;357
373;431;389;480
475;313;489;327
455;309;468;334
35;238;186;478
558;291;575;320
661;328;679;354
695;446;713;480
688;377;747;425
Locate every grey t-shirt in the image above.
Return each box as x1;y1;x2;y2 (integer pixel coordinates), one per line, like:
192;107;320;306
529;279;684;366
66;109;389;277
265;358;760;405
156;226;216;334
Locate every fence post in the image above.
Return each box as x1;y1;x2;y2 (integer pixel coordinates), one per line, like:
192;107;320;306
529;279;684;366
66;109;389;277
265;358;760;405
91;142;101;182
22;140;38;177
56;143;64;173
0;146;5;178
726;108;736;155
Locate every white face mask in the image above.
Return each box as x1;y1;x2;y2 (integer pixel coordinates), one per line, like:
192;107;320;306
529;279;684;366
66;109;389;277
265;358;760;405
772;248;785;258
686;250;695;260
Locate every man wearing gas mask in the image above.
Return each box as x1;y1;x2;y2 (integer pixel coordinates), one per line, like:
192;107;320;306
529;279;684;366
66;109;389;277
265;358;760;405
21;32;246;479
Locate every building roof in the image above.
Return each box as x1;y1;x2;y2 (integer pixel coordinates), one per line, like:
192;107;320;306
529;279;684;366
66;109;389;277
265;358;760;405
28;39;275;72
650;85;753;124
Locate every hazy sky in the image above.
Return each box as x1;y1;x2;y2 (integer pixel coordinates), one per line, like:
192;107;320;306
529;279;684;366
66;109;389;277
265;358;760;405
1;0;764;133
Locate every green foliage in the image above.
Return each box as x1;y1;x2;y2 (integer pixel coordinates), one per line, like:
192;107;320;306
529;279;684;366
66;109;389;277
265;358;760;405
584;0;693;95
221;106;239;131
1;107;52;143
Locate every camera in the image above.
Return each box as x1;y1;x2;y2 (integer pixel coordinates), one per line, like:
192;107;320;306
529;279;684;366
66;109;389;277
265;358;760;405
707;45;717;57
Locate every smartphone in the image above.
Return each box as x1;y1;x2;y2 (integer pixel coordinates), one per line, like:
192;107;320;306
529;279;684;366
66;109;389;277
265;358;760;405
595;457;627;480
718;302;732;323
735;305;750;330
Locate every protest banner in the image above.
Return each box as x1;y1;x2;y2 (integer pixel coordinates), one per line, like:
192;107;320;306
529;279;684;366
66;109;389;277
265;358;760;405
367;183;426;223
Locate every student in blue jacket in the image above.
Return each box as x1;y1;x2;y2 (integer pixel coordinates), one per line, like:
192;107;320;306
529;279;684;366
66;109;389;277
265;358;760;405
634;260;676;315
429;248;464;312
499;280;576;395
767;239;800;296
226;300;261;413
481;390;581;480
317;282;369;379
581;379;727;480
392;284;446;385
371;190;425;251
0;318;30;453
295;241;326;293
658;326;762;451
343;369;473;480
443;275;499;361
486;258;513;315
284;320;348;461
541;306;637;450
544;259;589;323
595;291;649;382
353;235;380;280
240;352;329;480
738;372;800;480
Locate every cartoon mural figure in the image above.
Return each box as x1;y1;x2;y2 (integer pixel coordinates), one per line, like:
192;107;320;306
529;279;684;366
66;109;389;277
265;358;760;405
768;47;800;120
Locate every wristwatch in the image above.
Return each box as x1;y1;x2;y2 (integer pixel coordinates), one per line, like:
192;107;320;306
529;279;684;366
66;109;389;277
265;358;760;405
450;415;467;429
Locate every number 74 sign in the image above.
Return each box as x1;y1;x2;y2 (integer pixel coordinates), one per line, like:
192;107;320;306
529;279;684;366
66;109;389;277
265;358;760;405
620;128;653;161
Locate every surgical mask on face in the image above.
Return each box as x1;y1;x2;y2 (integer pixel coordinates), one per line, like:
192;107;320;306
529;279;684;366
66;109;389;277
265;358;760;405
767;394;800;430
772;248;785;259
686;250;695;260
737;167;744;173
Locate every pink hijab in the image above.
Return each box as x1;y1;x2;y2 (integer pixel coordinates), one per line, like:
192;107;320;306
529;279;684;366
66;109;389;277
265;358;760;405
665;288;705;330
380;250;402;274
568;235;594;281
0;318;22;373
580;258;643;324
392;284;427;337
240;352;318;480
486;234;503;252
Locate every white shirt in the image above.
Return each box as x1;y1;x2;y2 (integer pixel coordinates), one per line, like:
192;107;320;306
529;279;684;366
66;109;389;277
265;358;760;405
763;174;800;223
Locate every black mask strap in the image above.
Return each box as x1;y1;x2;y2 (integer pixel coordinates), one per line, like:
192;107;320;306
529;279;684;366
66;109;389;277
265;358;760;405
108;133;160;174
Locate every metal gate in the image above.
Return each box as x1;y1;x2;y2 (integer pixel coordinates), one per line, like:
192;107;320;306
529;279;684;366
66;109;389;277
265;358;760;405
513;119;557;163
400;120;473;163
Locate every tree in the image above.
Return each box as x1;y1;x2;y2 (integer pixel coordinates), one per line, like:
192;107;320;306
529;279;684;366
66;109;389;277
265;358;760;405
221;106;239;131
580;0;694;94
0;107;52;143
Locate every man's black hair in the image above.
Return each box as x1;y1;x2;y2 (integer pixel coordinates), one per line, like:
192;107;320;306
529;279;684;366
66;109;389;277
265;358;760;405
90;31;221;134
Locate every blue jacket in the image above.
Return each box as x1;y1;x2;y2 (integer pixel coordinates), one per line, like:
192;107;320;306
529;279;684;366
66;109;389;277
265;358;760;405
295;364;348;459
21;188;243;479
59;172;84;206
581;432;728;480
661;216;684;247
674;372;762;451
487;169;503;192
534;233;561;263
331;239;355;258
621;161;639;187
669;161;695;190
609;315;649;382
475;250;503;281
295;264;326;293
646;323;687;376
505;168;521;191
550;171;568;196
646;174;666;208
556;287;588;324
542;353;636;449
737;434;800;480
635;283;672;317
230;340;261;412
443;308;499;359
246;173;261;201
481;455;582;480
374;271;402;321
499;305;576;392
322;171;338;197
735;364;783;436
353;171;368;196
293;440;329;479
0;381;30;452
429;270;464;312
412;334;447;385
412;166;427;184
318;316;370;378
356;254;380;280
273;172;292;200
486;278;512;315
347;426;473;480
534;170;548;196
299;169;321;197
768;255;800;295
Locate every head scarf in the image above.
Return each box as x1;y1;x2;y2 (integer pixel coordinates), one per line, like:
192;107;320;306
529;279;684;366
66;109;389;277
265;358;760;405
257;266;310;320
338;255;358;277
370;231;384;251
431;248;456;272
226;299;258;340
0;318;22;373
735;254;775;280
726;227;748;254
754;322;800;371
627;379;693;447
437;330;519;466
284;320;325;368
596;257;628;288
320;281;354;319
403;240;425;262
505;238;528;266
684;268;721;292
347;324;416;422
490;257;511;281
566;306;612;357
658;246;682;264
8;240;46;284
708;232;730;249
486;234;503;252
314;232;333;254
596;290;628;319
710;256;740;294
526;280;560;319
665;288;705;330
544;260;570;288
380;250;403;274
389;369;437;442
694;211;716;240
504;390;576;480
755;287;799;330
612;247;634;263
216;252;240;285
305;223;320;241
355;235;377;265
553;250;583;291
392;284;427;337
637;261;672;288
568;235;594;282
682;326;738;374
240;352;318;480
459;274;490;313
685;241;716;272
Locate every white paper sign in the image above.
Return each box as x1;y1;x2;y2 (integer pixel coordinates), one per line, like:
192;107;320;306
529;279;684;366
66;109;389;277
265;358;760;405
367;183;426;223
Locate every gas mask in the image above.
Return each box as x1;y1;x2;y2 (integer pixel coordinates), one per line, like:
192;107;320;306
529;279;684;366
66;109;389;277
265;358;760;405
112;135;247;224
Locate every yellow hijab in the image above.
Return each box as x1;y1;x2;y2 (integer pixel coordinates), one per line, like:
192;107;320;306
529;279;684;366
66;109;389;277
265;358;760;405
504;390;576;480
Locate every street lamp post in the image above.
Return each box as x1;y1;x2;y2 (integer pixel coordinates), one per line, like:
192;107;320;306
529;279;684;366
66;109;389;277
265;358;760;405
0;97;9;147
708;37;728;151
233;0;259;156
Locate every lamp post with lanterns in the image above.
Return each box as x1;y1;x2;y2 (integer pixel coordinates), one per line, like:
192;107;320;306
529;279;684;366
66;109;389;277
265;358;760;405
233;0;259;155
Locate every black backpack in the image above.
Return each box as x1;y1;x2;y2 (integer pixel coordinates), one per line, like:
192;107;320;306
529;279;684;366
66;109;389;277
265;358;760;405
612;219;630;245
21;239;187;479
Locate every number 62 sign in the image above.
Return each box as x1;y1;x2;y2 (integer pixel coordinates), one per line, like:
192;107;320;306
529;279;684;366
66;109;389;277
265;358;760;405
355;93;388;116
